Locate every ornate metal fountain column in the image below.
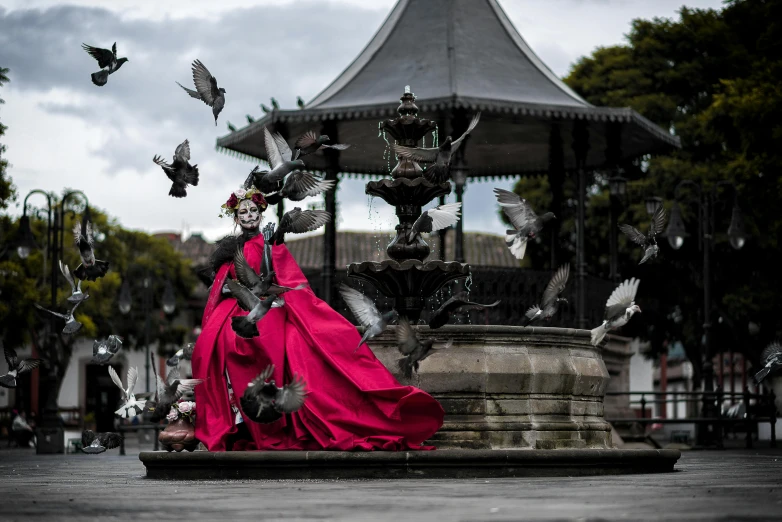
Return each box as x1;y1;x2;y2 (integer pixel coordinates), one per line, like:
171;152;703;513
347;87;470;322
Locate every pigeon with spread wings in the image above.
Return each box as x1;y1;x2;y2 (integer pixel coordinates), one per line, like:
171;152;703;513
73;221;109;281
92;335;123;365
590;278;642;346
494;188;556;260
270;208;330;245
0;346;42;388
339;283;397;352
294;130;351;157
151;366;204;422
108;366;146;418
394;112;481;183
406;202;462;243
81;42;128;86
428;291;500;330
754;342;782;385
81;430;123;454
34;301;83;335
59;260;89;304
395;317;452;379
619;204;667;265
177;59;226;126
153;139;199;198
227;279;280;338
240;364;308;424
523;264;570;325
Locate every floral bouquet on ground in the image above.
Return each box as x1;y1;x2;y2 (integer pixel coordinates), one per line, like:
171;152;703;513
159;400;199;452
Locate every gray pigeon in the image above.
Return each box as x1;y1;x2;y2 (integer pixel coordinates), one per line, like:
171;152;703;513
227;122;237;132
81;430;123;454
754;342;782;385
177;59;226;126
428;291;500;329
494;188;556;260
34;301;83;335
297;96;305;109
523;264;570;325
619;204;667;265
271;208;330;245
590;278;642;346
271;97;280;110
233;247;304;298
407;202;462;243
227;279;280;338
260;128;306;190
246;114;255;124
0;346;42;388
166;342;195;368
73;221;109;281
261;103;271;113
395;317;452;379
59;260;89;304
82;42;128;86
92;335;123;365
394;112;481;183
149;364;204;422
153;139;199;198
240;364;308;424
294;131;351;157
339;283;397;352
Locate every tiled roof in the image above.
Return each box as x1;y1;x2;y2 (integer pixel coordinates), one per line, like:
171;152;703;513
286;230;520;269
154;232;213;266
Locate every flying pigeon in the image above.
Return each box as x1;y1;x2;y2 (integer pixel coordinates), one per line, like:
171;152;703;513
59;260;89;304
81;42;128;86
166;343;195;368
0;346;42;389
395;317;452;379
494;188;556;260
72;221;109;281
296;96;305;109
523;264;570;325
339;283;397;352
590;278;642;346
245;167;335;203
619;204;667;265
92;335;123;365
294;131;351;157
34;301;83;335
271;97;280;110
176;59;226;126
240;364;308;424
754;342;782;385
406;202;462;243
246;114;255;124
227;279;280;338
393;112;481;183
149;363;204;422
153;139;199;198
271;208;330;245
108;366;146;419
81;430;123;454
428;291;500;329
233;247;304;298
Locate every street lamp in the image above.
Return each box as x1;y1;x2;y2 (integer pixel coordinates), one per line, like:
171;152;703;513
667;180;746;446
15;215;40;259
118;279;132;315
645;196;663;217
161;280;177;315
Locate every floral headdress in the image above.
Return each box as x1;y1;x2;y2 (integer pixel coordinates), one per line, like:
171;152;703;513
219;187;268;218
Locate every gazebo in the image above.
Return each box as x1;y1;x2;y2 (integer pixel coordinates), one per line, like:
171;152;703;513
216;0;679;324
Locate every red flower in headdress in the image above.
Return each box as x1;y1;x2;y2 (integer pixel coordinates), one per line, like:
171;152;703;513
225;194;238;208
251;192;267;209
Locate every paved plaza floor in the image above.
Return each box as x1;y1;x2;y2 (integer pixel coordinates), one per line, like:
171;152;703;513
1;439;781;521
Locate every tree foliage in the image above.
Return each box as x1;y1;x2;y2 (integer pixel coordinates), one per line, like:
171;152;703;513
0;66;16;211
507;0;781;380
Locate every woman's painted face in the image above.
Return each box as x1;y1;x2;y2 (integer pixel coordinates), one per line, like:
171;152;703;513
235;199;261;230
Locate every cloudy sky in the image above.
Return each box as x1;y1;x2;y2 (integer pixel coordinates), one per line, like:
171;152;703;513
1;0;724;242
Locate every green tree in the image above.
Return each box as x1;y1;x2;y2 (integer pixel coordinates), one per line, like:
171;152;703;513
506;0;782;382
0;66;16;211
0;198;198;409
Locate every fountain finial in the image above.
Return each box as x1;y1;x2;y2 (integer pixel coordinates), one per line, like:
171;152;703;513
398;85;418;117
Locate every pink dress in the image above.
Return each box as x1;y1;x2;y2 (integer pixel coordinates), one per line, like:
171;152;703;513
192;233;444;451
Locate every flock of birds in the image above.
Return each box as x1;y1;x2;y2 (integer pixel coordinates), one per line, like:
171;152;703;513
4;44;779;454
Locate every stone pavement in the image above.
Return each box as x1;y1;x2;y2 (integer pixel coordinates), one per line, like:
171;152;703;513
1;439;781;521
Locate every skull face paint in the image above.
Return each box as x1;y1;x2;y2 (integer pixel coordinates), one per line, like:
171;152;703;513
235;199;262;231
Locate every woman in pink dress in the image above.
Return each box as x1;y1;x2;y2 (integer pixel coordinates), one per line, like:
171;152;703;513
192;189;444;451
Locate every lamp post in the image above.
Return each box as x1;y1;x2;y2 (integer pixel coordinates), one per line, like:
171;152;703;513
608;176;627;282
664;180;746;446
118;269;177;392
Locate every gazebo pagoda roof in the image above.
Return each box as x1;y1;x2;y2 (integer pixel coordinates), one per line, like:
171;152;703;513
216;0;680;177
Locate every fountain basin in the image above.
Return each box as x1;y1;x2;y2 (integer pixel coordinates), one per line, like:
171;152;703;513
367;325;613;450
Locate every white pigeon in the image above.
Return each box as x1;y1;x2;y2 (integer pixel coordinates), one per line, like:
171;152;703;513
108;366;146;419
590;278;642;346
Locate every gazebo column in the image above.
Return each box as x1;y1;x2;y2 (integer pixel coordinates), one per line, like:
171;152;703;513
547;123;565;269
437;195;446;261
451;161;467;263
572;120;590;329
321;119;340;306
605;121;623;283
